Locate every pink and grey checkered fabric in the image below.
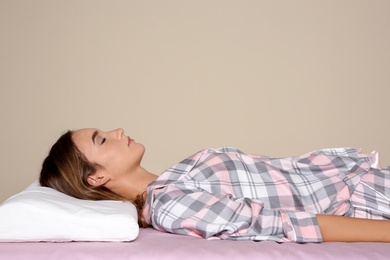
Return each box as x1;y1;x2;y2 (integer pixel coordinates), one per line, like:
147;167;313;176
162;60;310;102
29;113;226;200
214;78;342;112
143;147;389;243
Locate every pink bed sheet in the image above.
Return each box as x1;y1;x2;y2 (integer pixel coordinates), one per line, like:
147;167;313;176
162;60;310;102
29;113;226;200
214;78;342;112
0;228;389;260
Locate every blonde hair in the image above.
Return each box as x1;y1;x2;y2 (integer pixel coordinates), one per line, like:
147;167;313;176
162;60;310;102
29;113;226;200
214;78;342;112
39;130;148;227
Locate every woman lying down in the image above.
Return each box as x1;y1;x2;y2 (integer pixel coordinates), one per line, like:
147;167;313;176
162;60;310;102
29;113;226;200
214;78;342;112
40;128;390;243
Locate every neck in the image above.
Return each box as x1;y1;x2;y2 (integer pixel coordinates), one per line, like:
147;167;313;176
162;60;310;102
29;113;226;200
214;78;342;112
108;167;158;200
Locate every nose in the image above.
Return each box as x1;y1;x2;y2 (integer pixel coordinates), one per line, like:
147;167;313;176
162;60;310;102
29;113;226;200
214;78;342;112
116;128;125;138
106;128;124;139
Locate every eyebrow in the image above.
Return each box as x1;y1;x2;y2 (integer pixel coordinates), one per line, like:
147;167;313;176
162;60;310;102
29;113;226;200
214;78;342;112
92;130;98;145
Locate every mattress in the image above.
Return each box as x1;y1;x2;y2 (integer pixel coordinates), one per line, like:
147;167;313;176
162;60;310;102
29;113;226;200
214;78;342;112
1;228;389;260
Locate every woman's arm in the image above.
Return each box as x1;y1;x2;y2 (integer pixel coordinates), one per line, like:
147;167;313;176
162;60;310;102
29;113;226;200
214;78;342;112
150;191;323;242
316;214;390;242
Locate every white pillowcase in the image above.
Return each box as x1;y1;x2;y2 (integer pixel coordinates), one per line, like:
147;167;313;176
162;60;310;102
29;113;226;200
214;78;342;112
0;181;139;242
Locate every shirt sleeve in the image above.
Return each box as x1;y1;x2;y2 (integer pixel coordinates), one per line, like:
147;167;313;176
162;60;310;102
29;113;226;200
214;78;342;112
148;190;323;243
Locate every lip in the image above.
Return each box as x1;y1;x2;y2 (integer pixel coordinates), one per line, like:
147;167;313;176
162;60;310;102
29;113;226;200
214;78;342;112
127;137;133;146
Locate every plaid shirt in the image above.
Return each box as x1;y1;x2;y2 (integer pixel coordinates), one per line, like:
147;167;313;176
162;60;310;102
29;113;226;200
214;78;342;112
143;147;378;243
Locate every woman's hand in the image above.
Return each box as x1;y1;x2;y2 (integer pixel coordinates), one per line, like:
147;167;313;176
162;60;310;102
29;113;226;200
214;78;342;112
316;214;390;242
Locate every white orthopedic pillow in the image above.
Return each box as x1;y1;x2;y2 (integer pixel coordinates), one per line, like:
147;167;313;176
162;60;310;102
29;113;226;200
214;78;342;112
0;181;139;242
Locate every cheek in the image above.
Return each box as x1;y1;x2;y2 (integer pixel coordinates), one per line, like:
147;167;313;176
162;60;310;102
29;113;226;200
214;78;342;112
98;148;122;169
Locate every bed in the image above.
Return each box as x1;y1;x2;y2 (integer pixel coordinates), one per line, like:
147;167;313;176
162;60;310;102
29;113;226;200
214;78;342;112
1;228;390;260
1;182;390;260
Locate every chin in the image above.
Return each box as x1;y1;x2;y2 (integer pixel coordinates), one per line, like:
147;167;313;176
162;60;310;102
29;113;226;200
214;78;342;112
135;143;146;157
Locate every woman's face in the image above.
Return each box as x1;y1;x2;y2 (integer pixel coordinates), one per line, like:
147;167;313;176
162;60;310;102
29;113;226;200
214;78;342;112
72;128;145;185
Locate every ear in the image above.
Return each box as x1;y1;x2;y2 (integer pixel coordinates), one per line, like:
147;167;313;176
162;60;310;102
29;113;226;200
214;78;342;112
87;169;110;187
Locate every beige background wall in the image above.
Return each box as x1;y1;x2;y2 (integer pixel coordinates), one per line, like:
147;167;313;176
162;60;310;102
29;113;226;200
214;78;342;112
1;1;389;203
